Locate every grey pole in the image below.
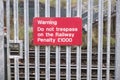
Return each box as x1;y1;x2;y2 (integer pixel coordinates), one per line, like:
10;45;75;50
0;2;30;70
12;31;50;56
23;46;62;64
115;0;120;80
0;0;4;80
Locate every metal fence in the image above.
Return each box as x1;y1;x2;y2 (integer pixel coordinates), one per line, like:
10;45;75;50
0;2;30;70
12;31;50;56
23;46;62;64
0;0;119;80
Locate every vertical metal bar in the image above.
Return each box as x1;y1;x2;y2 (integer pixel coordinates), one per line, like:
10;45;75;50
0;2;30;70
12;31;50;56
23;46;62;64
6;0;11;79
13;0;19;42
0;0;4;80
45;0;50;79
56;47;60;80
35;0;39;16
19;40;23;58
15;58;19;80
115;0;120;80
34;0;40;80
97;0;103;80
45;46;50;80
35;47;40;80
56;0;60;17
76;47;81;80
87;0;93;80
66;0;71;80
13;0;19;80
56;0;61;80
106;0;111;80
77;0;82;17
76;0;82;80
45;0;50;17
66;46;71;80
24;0;29;79
66;0;71;17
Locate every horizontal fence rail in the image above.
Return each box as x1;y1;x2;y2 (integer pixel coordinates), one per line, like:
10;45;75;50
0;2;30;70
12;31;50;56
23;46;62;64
2;0;117;80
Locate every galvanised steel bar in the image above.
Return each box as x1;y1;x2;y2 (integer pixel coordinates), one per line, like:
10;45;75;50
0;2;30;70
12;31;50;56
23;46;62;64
45;0;50;17
24;0;30;79
76;47;81;80
66;46;71;80
34;0;40;80
76;0;82;80
115;0;120;80
77;0;82;17
97;0;103;80
56;0;61;80
35;46;40;80
45;46;50;80
13;0;19;79
14;58;19;80
35;0;40;16
13;0;19;42
45;0;50;80
106;0;111;80
87;0;93;80
0;0;4;79
6;0;11;79
56;47;60;80
66;0;71;17
66;0;71;80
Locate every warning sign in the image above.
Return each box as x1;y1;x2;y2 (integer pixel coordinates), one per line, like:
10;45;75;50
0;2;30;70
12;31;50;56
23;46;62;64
33;17;82;46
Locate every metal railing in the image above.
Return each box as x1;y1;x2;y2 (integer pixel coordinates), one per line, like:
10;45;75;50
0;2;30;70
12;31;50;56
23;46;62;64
0;0;119;80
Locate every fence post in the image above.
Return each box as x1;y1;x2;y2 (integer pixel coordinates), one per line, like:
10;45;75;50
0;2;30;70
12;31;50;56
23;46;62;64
115;0;120;80
0;0;4;80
